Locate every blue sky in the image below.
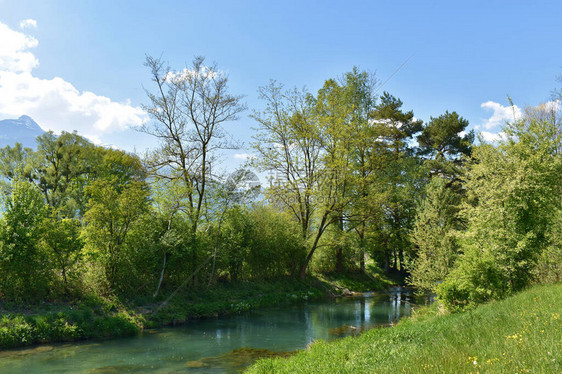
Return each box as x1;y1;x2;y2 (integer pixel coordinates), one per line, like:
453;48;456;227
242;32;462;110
1;0;561;168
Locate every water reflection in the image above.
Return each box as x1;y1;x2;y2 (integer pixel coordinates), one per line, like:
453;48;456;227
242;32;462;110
0;288;426;373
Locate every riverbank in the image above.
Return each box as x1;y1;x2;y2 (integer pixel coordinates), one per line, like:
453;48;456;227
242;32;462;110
247;283;562;373
0;272;390;350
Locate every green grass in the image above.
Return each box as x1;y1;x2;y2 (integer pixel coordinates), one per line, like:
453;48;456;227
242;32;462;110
246;283;562;373
316;267;396;293
0;304;144;349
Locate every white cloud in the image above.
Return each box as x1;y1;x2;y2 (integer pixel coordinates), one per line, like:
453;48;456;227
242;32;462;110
0;21;147;145
480;101;522;130
233;153;256;160
538;100;561;113
0;23;39;73
19;19;37;30
478;100;562;144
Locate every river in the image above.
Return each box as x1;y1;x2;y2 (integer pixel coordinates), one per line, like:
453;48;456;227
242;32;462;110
0;287;428;373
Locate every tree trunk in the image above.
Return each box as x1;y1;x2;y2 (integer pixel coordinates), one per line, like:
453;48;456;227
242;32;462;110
384;251;390;273
62;266;69;294
299;212;330;280
153;252;167;298
335;246;344;273
335;214;344;273
154;216;173;298
359;251;365;273
299;249;315;280
358;231;365;273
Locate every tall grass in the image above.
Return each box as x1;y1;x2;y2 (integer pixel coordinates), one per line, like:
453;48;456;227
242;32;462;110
0;307;143;349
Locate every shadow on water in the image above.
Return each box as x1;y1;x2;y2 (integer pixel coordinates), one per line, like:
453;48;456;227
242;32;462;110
185;347;297;372
0;287;430;373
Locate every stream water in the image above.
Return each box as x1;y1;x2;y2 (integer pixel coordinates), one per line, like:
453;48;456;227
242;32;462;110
0;287;428;373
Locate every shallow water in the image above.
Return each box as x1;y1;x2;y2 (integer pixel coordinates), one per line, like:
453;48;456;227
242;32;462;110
0;288;427;373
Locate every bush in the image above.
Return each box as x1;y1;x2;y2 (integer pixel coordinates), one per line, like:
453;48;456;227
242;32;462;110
437;250;505;310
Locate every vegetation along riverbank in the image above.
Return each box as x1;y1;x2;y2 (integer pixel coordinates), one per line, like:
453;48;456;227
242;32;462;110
0;273;390;350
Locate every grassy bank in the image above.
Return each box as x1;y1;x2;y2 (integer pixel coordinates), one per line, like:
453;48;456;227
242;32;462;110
247;283;562;373
316;265;396;293
0;272;386;350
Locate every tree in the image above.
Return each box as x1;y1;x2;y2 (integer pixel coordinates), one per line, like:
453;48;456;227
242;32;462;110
41;209;83;293
82;180;149;290
417;111;473;181
0;132;146;220
150;178;190;297
206;168;260;286
315;78;354;273
370;92;423;272
438;106;562;309
33;131;95;216
219;205;253;281
0;179;48;300
251;82;337;279
408;177;461;293
408;111;473;292
371;92;423;154
314;69;382;274
142;55;246;235
0;143;34;186
339;68;382;273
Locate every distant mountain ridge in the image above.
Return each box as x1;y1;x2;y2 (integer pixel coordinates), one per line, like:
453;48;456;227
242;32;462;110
0;115;45;148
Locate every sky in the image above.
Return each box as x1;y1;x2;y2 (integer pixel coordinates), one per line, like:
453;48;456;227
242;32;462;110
1;0;561;170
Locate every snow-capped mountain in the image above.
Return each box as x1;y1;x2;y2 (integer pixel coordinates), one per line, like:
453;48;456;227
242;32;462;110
0;115;45;148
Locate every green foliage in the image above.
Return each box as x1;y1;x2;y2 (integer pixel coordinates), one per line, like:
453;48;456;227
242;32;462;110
408;177;461;293
216;205;307;280
372;92;423;150
438;110;562;309
251;82;330;278
33;131;95;215
536;208;562;283
0;179;50;301
368;93;424;273
246;206;306;279
0;143;33;194
219;206;253;281
41;209;83;292
437;250;504;310
417;111;473;178
82;180;150;291
311;231;352;274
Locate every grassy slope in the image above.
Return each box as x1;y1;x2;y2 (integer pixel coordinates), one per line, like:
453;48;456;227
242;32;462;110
247;283;562;374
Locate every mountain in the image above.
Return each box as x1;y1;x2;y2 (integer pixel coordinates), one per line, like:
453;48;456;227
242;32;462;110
0;115;45;148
